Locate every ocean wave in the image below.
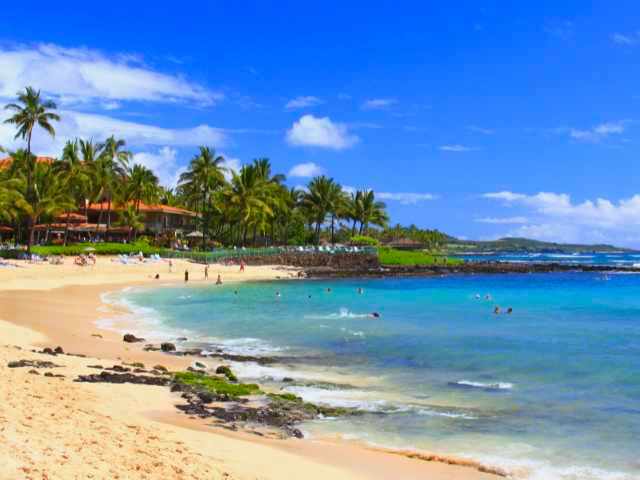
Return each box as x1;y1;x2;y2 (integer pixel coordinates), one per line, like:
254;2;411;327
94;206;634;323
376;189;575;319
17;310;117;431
305;307;372;320
450;380;514;391
283;385;477;419
471;454;636;480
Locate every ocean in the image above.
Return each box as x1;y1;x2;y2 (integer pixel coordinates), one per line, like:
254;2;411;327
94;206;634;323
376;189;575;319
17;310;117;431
104;272;640;480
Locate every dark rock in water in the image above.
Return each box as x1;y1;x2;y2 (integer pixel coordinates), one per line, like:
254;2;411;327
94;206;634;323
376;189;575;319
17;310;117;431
161;342;176;352
123;333;145;343
41;347;56;355
285;426;304;439
75;371;171;386
8;359;61;369
282;377;294;383
143;344;161;351
172;348;202;356
206;352;279;365
44;372;65;378
87;365;103;369
54;346;64;354
176;337;188;342
28;369;40;375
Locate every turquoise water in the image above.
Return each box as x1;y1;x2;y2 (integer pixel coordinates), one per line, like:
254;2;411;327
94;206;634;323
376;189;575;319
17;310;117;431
114;273;640;479
455;251;640;267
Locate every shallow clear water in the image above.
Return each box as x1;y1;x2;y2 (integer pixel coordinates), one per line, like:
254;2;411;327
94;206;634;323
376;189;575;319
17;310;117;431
112;273;640;479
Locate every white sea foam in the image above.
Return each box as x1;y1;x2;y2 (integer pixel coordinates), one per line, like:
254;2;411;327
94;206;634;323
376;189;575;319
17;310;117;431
469;453;636;480
305;307;371;320
453;380;513;390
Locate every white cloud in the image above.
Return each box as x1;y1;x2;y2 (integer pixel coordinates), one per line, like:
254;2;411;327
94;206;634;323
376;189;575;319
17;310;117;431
132;147;183;187
285;96;324;110
220;155;242;181
288;162;324;178
286;114;359;150
475;216;529;224
483;190;640;246
0;109;227;155
568;121;625;142
362;98;396;110
468;125;495;135
611;33;639;45
377;192;437;205
0;43;221;106
439;144;477;152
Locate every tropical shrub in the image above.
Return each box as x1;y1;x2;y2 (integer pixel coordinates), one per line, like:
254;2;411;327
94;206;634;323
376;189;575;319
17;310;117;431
349;235;379;246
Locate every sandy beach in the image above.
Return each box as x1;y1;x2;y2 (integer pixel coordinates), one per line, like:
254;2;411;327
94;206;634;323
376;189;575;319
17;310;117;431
0;257;501;480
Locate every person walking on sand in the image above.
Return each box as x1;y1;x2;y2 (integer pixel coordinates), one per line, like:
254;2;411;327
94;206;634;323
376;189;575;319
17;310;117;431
169;260;173;273
204;264;209;280
239;260;245;273
184;270;189;283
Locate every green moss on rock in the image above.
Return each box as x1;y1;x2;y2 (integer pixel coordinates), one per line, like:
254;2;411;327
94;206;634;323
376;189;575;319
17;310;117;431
173;371;261;398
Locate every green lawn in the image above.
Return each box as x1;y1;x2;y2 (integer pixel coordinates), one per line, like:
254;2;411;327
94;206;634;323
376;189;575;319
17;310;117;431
378;247;462;266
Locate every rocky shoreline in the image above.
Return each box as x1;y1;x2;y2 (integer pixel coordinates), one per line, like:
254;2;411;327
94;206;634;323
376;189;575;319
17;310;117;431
303;261;640;278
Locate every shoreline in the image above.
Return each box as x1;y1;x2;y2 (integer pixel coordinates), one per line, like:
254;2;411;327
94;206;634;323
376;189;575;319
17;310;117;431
304;261;640;278
0;257;500;480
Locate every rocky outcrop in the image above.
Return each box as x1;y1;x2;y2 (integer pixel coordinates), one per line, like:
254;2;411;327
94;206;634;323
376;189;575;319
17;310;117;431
160;342;176;352
123;333;145;343
8;359;62;369
305;261;640;278
74;371;171;386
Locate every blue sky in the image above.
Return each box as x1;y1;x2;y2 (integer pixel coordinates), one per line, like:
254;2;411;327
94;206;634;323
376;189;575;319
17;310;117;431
1;2;640;246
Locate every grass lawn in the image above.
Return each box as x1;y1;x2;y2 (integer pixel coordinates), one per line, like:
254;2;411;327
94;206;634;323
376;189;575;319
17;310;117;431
378;247;463;266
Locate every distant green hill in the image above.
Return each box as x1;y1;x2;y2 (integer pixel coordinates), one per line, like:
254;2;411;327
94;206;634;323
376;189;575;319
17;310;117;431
446;237;636;254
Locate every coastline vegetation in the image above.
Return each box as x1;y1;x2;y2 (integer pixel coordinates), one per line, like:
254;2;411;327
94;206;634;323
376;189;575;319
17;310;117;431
378;247;462;266
173;371;261;398
0;87;398;251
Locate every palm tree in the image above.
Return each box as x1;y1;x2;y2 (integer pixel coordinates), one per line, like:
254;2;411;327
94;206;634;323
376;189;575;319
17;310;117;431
19;162;75;246
99;136;131;229
126;164;159;213
4;87;60;251
303;176;343;245
358;190;389;234
223;164;273;245
118;205;144;242
178;146;226;245
57;140;92;245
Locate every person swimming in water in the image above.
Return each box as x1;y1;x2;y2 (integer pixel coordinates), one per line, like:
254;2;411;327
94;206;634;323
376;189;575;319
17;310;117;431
494;306;500;314
216;274;223;285
357;288;364;295
507;307;513;314
276;291;281;298
370;312;380;318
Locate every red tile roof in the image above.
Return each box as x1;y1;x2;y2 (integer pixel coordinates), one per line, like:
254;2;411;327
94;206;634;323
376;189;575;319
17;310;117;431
87;201;197;217
0;156;56;168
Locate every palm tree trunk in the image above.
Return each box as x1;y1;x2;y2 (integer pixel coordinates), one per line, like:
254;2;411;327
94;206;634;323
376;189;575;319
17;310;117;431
63;211;71;246
330;215;335;244
25;132;33;252
106;196;112;239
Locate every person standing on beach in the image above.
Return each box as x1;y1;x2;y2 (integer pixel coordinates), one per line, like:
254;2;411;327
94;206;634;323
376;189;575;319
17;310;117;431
184;270;189;283
204;264;209;280
239;260;245;273
169;260;173;273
